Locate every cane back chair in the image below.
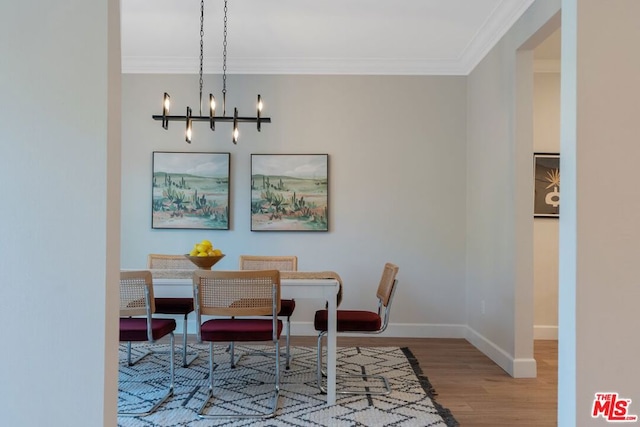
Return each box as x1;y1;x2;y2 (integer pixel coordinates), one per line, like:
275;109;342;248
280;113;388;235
119;270;175;416
147;254;198;367
314;262;399;395
238;255;297;369
193;269;283;419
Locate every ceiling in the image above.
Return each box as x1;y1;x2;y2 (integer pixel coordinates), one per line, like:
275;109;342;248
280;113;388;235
121;0;537;75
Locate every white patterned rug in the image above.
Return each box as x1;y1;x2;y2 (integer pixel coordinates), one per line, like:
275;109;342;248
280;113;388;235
118;343;459;426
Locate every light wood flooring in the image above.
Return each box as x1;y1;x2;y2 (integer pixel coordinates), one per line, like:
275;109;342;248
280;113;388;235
289;336;558;427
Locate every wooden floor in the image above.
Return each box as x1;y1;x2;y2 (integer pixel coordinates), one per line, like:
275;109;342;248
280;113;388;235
289;336;558;427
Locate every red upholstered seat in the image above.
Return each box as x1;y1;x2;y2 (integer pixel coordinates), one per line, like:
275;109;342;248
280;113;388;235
155;297;194;315
314;309;381;332
238;255;298;370
278;299;295;317
193;269;283;419
313;262;399;396
119;270;175;417
147;254;199;368
119;318;177;342
201;318;283;342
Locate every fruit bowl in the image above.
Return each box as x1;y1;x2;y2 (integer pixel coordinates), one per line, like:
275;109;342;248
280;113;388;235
184;254;225;270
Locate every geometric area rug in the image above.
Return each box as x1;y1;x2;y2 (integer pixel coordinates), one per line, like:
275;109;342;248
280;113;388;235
118;343;459;427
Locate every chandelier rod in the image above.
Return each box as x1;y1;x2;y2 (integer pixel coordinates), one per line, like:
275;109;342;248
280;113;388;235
152;0;271;144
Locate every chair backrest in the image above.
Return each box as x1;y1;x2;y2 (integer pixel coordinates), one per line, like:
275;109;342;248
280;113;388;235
239;255;298;272
120;270;155;317
193;270;281;318
376;263;399;307
147;254;194;270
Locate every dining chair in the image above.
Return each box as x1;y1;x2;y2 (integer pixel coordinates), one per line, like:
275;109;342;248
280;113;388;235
238;255;297;369
119;270;176;416
193;269;283;419
147;253;198;367
314;262;399;395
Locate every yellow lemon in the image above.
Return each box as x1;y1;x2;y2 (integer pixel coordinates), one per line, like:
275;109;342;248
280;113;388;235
196;244;207;253
189;248;198;256
212;249;222;256
197;251;208;257
207;249;216;256
200;239;212;248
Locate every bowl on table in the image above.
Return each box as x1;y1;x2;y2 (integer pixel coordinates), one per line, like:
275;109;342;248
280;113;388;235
184;254;225;270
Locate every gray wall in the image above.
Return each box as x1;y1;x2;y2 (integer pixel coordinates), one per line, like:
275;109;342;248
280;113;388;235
466;0;561;377
0;1;121;425
560;1;640;425
121;74;468;335
533;71;560;338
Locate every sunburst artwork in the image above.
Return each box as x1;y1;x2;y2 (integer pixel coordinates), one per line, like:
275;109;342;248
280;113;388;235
534;153;560;217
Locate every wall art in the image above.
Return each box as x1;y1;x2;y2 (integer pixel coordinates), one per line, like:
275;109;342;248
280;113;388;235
152;151;230;229
534;153;560;218
251;154;328;231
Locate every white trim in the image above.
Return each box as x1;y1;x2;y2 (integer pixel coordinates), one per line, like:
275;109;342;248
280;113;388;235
534;325;559;340
290;322;467;338
122;56;470;76
465;327;537;378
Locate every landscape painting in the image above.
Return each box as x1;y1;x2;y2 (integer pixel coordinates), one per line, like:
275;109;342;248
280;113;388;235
251;154;328;231
152;152;230;229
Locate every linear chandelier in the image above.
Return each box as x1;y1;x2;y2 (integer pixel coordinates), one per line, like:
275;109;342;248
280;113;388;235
152;0;270;144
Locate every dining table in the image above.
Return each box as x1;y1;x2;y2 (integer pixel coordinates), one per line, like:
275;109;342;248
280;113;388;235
151;273;341;406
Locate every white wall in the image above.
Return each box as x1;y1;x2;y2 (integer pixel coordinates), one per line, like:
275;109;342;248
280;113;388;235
121;74;468;336
0;1;120;426
533;72;560;339
466;0;561;377
560;1;640;425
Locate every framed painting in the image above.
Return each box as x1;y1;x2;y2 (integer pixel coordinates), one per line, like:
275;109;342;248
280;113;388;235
152;151;230;229
534;153;560;218
251;154;329;231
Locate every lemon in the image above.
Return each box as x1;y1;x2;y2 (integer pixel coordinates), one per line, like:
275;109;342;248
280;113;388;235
197;251;208;257
195;244;207;253
200;239;212;248
189;248;198;256
212;249;222;256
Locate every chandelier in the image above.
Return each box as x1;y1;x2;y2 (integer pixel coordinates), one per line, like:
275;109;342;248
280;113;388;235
152;0;270;144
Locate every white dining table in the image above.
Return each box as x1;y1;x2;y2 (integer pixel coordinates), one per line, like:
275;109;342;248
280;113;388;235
153;276;341;406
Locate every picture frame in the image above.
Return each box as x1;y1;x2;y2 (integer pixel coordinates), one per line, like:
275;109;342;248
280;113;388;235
152;151;230;229
533;153;560;218
251;154;329;231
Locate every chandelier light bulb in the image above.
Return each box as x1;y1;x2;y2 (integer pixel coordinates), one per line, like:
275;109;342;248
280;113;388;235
152;0;270;143
163;93;171;112
185;106;192;143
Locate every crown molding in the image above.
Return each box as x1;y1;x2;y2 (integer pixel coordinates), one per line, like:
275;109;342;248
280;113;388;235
458;0;536;74
121;0;537;77
122;56;470;76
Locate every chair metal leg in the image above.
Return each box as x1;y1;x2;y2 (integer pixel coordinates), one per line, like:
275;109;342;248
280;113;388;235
126;341;151;366
226;342;244;368
180;313;198;367
316;331;391;396
285;316;292;370
119;333;175;417
228;317;291;370
198;341;281;419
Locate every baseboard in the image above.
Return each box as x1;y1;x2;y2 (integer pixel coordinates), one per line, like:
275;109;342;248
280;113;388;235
290;321;468;338
534;325;558;340
465;327;537;378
